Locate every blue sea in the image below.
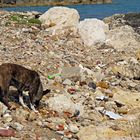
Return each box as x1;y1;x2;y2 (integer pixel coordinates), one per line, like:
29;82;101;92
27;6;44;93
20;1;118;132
0;0;140;20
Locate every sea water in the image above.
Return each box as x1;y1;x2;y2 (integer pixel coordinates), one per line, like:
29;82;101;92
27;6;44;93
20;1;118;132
0;0;140;19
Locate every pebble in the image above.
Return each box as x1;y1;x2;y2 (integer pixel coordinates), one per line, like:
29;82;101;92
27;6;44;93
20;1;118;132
62;79;72;85
11;122;24;131
0;103;8;116
97;81;109;89
104;89;114;98
88;82;96;90
117;106;128;114
81;119;92;126
3;114;13;123
27;111;37;121
68;123;79;133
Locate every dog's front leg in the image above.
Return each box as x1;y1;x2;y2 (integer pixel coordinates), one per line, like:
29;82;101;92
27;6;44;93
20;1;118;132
29;87;39;113
18;90;28;108
28;92;38;112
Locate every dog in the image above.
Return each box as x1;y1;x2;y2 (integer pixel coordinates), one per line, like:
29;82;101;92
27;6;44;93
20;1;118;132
0;63;50;112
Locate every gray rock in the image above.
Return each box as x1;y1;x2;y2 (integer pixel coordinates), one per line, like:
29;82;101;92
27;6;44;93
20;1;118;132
81;119;92;126
105;101;117;112
46;94;84;116
62;79;72;85
3;113;13;123
68;123;79;133
0;102;8;116
11;122;24;131
61;66;82;80
88;110;103;122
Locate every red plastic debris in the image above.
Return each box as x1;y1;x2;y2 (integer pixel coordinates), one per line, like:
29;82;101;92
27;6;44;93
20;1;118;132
63;111;72;118
56;124;64;131
64;131;72;138
0;129;15;137
67;88;77;94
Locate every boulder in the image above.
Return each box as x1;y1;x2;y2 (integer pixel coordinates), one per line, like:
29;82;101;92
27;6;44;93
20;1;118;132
106;25;140;50
39;7;80;29
124;13;140;34
45;94;84;116
103;14;125;30
77;125;128;140
61;66;82;80
77;18;109;47
113;88;140;109
112;57;140;79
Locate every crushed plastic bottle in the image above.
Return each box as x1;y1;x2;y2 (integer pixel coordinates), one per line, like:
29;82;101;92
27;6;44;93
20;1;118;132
48;73;61;79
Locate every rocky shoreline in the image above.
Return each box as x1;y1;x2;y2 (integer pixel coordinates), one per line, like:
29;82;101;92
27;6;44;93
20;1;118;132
0;0;112;8
0;7;140;140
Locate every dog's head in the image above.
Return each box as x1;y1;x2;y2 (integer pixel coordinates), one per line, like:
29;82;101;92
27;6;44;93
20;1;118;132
32;83;51;107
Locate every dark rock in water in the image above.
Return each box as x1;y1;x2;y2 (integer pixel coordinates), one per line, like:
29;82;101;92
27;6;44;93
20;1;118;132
104;12;140;35
124;13;140;28
124;13;140;34
2;0;16;4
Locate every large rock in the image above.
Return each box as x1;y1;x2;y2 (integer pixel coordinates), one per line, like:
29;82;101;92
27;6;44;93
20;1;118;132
77;18;109;47
39;7;80;29
106;25;140;50
113;88;140;109
103;14;125;30
112;57;140;79
124;13;140;34
104;13;140;50
45;94;84;116
77;125;128;140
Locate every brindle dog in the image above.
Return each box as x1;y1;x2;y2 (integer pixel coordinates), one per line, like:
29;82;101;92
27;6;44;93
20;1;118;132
0;63;50;112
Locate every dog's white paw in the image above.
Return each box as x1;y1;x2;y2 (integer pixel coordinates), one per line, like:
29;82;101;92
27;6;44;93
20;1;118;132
30;103;38;113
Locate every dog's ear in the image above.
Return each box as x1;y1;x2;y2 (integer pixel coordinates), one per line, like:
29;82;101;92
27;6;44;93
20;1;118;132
43;89;51;96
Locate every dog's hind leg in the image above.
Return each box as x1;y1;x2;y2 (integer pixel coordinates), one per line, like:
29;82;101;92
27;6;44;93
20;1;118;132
0;90;11;109
0;76;12;109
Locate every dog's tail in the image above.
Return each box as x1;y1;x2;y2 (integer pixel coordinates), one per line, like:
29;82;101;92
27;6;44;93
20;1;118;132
0;87;2;96
0;87;1;94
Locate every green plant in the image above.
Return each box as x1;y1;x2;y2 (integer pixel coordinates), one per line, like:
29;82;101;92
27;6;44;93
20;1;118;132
11;14;24;22
28;18;41;25
11;14;41;25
